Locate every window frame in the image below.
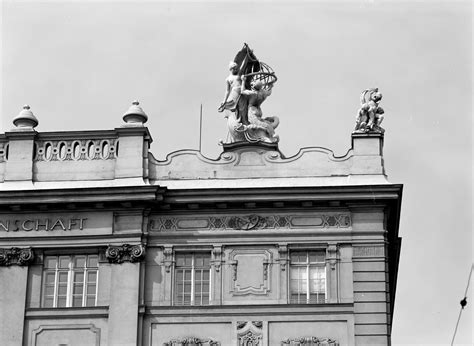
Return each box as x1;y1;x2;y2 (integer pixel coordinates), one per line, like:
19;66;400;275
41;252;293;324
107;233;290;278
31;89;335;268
173;251;212;306
288;249;328;304
41;254;99;308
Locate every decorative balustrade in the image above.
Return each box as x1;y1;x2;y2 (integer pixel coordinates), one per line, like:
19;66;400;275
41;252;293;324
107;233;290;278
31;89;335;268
0;142;8;163
34;138;118;162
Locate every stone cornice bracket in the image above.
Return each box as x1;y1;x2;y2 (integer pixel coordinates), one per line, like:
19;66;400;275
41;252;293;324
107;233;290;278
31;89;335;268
105;244;145;264
326;245;338;271
278;244;288;271
0;247;34;266
211;246;223;272
163;245;174;273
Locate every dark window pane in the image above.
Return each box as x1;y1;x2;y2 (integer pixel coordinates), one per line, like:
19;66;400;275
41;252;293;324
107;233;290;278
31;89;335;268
202;270;210;280
87;284;96;295
87;255;98;267
86;296;96;306
184;270;191;281
203;256;210;267
73;284;83;295
58;285;67;295
74;256;86;268
58;272;68;283
57;297;67;307
309;251;325;263
44;256;57;269
72;296;83;307
87;271;97;283
176;255;185;266
43;297;54;307
74;271;84;283
59;256;70;269
45;272;56;284
195;256;203;267
45;285;55;296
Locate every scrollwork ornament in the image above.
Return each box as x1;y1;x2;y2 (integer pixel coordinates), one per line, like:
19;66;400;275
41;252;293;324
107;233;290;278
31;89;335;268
105;244;145;264
228;215;267;230
0;247;34;266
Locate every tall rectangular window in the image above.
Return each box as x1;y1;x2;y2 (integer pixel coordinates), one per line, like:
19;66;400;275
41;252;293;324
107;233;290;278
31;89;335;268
174;253;211;306
42;254;98;308
289;250;326;304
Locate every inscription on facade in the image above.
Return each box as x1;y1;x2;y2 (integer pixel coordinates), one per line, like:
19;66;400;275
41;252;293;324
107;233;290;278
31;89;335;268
353;246;385;257
0;218;87;232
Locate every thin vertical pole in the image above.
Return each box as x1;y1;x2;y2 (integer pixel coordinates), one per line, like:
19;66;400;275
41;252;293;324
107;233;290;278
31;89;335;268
199;103;203;152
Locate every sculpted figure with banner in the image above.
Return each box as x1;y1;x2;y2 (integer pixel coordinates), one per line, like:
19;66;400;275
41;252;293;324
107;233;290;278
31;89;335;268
218;44;279;144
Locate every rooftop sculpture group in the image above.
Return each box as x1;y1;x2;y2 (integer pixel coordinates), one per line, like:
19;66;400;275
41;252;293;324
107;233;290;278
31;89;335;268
218;44;279;144
218;44;386;144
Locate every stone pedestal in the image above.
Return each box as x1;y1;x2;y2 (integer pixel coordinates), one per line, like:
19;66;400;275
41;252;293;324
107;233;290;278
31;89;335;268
351;133;385;175
4;131;36;182
114;127;152;180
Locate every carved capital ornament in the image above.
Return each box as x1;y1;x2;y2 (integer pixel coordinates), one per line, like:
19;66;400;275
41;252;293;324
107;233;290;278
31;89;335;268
105;244;145;264
0;247;34;266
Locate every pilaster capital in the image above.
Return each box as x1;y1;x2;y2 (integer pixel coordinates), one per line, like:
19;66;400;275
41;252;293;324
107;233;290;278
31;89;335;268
0;247;34;266
105;243;145;264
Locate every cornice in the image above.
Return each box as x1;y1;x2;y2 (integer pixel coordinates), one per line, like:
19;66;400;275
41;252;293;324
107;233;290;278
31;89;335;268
0;185;165;207
162;184;403;204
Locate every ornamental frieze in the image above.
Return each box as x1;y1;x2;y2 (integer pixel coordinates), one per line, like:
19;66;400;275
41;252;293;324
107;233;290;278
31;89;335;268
0;247;34;266
105;244;145;264
149;214;350;232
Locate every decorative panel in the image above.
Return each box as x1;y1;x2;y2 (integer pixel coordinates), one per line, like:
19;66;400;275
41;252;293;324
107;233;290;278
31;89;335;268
31;324;100;346
228;249;272;295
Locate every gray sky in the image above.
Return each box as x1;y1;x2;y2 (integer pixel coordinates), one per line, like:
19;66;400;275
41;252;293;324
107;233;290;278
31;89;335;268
1;1;472;344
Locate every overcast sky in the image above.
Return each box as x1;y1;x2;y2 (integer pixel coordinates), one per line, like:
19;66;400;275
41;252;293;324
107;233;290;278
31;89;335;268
1;1;472;344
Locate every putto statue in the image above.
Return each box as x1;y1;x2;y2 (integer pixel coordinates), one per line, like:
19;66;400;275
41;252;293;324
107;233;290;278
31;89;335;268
354;88;385;133
218;43;279;143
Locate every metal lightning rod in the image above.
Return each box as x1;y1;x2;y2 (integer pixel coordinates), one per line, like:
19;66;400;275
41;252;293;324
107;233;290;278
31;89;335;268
199;103;203;152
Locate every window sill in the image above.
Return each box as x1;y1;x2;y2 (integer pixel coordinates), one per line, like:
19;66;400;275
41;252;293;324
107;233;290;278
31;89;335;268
25;306;109;319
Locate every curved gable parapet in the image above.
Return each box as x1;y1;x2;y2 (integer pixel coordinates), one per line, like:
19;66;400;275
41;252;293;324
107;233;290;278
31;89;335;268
148;144;357;181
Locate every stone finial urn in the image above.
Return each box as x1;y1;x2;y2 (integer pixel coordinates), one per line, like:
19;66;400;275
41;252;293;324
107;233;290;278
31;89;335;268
12;105;39;130
123;100;148;126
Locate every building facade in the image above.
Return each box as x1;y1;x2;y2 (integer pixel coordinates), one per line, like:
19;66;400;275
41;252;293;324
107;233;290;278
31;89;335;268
0;103;402;346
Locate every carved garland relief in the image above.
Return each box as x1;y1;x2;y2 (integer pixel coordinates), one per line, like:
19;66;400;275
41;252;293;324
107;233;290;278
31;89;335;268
237;321;263;346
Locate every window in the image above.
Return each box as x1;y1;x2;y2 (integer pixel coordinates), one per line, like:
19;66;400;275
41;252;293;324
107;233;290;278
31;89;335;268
289;250;326;304
174;253;211;306
42;254;98;308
